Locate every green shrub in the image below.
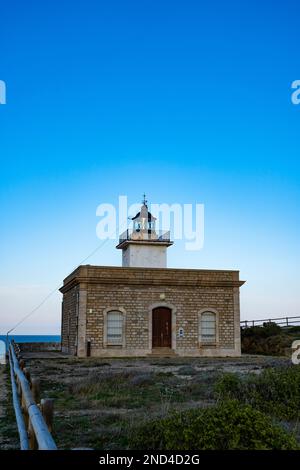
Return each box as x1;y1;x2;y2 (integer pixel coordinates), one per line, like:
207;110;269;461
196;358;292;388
241;321;297;355
215;366;300;420
242;322;282;339
286;326;300;334
247;335;293;355
214;372;244;400
129;401;298;450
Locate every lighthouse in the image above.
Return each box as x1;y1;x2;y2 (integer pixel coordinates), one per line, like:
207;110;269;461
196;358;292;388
116;195;173;268
61;194;245;358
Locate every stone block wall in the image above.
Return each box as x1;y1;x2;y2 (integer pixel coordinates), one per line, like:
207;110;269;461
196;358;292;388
18;342;61;352
60;265;244;357
61;284;79;354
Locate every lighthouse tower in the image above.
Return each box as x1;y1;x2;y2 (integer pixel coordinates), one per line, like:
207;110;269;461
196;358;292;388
116;195;173;268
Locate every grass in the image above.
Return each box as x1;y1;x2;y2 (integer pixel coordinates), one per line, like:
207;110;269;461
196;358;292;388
24;358;224;449
68;371;187;409
20;354;300;449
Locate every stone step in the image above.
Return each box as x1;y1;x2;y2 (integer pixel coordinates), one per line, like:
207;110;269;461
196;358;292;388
148;348;178;357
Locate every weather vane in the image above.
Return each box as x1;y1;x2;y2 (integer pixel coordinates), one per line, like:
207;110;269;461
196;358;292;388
142;193;147;206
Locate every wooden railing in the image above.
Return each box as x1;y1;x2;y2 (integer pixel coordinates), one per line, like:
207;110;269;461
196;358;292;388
240;315;300;329
8;341;57;450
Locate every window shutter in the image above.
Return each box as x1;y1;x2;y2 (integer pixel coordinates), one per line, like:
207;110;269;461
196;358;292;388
200;312;216;343
107;311;123;345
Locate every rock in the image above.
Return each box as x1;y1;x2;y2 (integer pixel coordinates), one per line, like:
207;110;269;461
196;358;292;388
177;366;197;376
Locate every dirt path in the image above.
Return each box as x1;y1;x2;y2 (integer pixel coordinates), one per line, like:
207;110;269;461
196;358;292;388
0;365;7;418
0;365;9;447
0;364;19;450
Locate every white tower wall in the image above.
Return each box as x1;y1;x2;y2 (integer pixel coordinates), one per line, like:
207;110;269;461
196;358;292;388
122;243;167;268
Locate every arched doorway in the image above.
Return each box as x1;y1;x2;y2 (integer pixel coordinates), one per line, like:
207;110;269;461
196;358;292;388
152;307;172;348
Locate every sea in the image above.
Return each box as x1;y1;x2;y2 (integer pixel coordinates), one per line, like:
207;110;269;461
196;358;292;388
0;335;61;351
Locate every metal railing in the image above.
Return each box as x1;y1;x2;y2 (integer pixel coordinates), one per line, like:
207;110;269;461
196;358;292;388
8;341;57;450
119;229;171;244
240;316;300;329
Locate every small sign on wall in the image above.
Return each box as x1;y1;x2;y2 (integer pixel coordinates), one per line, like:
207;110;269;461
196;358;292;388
178;327;184;338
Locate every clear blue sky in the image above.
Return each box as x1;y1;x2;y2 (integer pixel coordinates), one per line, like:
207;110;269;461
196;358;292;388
0;0;299;334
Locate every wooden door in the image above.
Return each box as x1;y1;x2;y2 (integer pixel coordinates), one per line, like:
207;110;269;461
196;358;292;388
152;307;172;347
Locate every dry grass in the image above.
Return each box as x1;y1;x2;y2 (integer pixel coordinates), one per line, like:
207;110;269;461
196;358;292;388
17;354;291;449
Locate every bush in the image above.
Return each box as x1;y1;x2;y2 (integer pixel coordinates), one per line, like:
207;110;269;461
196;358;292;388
242;322;282;339
214;372;244;400
215;366;300;420
129;401;299;450
285;326;300;334
241;322;298;355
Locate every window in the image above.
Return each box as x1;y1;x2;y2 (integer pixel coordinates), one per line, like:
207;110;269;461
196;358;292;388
107;311;123;345
200;311;216;344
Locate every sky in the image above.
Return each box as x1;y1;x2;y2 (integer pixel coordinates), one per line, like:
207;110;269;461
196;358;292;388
0;0;300;334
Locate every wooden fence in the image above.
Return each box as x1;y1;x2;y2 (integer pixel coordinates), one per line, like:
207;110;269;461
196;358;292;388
8;341;57;450
240;315;300;329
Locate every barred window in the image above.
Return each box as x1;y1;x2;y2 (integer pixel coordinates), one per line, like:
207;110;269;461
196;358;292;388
200;311;216;343
107;311;123;345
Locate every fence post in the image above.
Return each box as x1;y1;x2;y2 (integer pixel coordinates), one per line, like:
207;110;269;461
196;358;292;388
23;367;31;383
31;377;40;404
41;399;54;433
28;419;37;450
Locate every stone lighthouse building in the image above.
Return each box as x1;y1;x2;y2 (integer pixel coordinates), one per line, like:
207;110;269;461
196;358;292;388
60;198;245;357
